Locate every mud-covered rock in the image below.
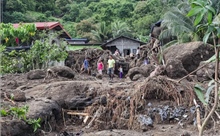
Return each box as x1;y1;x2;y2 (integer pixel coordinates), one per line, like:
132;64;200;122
25;81;102;110
1;120;34;136
13;90;26;102
67;96;93;110
27;98;61;119
47;66;75;79
126;64;155;81
27;98;62;132
27;69;46;80
163;41;214;73
165;59;188;79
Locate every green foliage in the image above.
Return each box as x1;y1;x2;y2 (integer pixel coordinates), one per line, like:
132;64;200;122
1;105;41;132
111;21;131;38
27;118;41;132
194;84;208;106
187;0;220;45
194;80;216;107
21;31;68;70
10;105;29;120
91;22;111;42
187;0;215;26
158;0;214;45
0;23;36;47
0;23;68;74
3;0;185;39
75;19;96;38
0;109;8;116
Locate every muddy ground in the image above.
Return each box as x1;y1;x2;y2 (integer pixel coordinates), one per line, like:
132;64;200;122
1;42;220;136
1;71;220;136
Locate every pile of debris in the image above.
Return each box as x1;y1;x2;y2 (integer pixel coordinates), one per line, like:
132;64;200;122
65;48;130;75
81;76;196;131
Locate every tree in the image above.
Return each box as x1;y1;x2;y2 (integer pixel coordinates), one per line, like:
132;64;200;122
133;15;158;36
159;2;198;44
111;21;131;38
78;7;93;21
91;22;111;43
62;4;80;22
187;0;220;136
5;0;27;13
75;19;96;38
117;3;134;19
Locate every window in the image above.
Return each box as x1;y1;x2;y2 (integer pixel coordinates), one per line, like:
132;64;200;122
123;49;130;56
133;49;137;54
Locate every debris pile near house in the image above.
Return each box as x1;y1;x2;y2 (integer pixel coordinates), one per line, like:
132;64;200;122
65;48;131;75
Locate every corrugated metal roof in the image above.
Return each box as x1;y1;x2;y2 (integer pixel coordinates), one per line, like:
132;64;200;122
101;35;146;47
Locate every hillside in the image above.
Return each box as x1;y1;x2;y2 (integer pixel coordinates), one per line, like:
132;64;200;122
3;0;182;42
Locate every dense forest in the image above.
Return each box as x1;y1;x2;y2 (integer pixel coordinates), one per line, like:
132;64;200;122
3;0;183;42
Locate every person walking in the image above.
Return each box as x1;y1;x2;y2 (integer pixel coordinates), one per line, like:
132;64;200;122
97;59;104;75
80;57;90;74
107;55;115;81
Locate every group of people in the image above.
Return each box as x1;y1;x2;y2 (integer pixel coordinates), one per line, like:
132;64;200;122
80;37;161;79
80;55;123;81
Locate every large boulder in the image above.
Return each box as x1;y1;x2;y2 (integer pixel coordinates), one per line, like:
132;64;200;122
126;64;156;81
165;58;188;79
46;66;75;79
163;41;215;73
25;81;103;110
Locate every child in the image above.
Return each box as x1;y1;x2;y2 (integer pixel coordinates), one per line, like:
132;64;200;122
118;65;123;79
97;59;104;75
80;57;90;74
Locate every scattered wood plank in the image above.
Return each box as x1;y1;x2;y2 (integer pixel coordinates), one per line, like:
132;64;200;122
62;109;91;124
66;112;89;116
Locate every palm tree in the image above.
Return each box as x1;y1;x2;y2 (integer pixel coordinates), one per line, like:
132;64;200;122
159;1;199;45
111;21;131;38
91;22;111;43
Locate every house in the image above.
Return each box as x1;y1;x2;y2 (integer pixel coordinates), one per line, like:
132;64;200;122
66;38;102;51
13;22;72;39
101;36;146;56
8;22;71;52
12;22;72;67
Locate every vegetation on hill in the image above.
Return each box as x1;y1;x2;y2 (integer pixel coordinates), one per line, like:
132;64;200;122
3;0;183;42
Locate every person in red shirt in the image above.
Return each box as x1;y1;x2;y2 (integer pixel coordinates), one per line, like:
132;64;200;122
97;59;104;75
